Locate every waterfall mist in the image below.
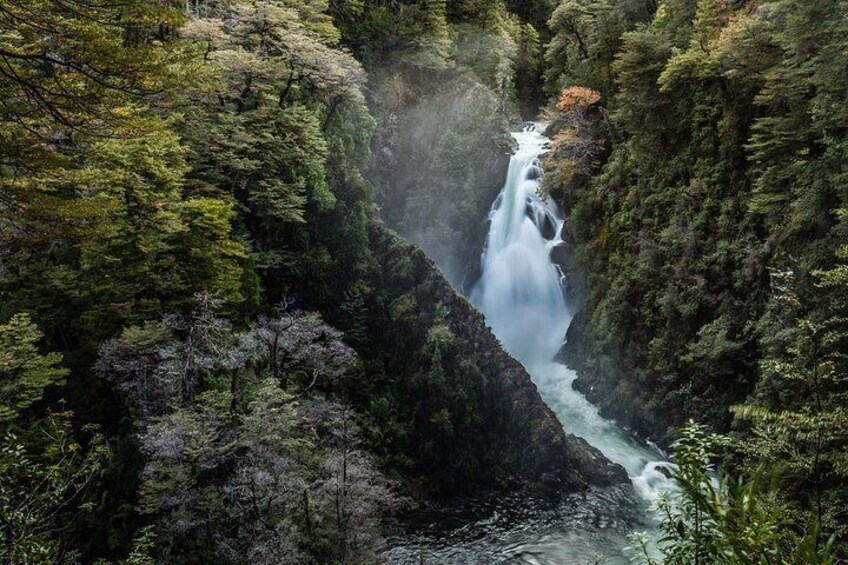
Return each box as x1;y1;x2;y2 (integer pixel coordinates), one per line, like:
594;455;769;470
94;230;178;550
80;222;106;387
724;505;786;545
470;125;569;366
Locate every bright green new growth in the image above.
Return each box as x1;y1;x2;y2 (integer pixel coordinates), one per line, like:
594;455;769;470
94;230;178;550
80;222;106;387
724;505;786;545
630;422;835;565
0;314;68;423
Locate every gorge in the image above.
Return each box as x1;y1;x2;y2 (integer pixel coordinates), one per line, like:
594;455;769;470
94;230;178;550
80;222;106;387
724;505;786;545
1;1;846;563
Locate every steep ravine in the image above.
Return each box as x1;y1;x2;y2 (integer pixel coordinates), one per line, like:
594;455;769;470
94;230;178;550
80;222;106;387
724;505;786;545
365;224;627;494
385;124;670;564
541;111;675;444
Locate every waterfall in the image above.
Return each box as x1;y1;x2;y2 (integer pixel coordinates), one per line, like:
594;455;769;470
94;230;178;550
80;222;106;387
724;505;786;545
471;124;672;501
470;125;569;367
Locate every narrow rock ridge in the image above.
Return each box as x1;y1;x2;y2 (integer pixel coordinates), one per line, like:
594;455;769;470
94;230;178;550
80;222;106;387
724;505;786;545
368;224;627;494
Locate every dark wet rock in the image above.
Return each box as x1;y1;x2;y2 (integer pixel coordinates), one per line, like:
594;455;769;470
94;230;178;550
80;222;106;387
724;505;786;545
550;243;569;267
538;214;558;240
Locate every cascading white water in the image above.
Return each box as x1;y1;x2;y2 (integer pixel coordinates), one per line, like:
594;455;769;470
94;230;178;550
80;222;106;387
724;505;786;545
470;127;569;367
471;124;672;503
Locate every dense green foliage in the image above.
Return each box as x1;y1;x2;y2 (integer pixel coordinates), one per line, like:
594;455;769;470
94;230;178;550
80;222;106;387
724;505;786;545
549;0;848;437
0;314;106;563
542;0;848;557
93;297;393;564
0;0;607;562
629;422;836;564
3;0;846;561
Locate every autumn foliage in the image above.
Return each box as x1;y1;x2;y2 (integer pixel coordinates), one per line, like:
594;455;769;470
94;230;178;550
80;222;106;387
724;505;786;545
556;86;601;112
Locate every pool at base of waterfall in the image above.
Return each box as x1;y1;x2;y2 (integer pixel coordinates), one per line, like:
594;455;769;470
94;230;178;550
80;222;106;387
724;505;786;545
384;485;649;565
385;124;673;564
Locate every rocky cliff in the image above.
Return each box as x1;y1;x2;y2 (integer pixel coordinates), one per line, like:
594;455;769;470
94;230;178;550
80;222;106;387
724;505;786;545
347;223;626;496
368;73;514;292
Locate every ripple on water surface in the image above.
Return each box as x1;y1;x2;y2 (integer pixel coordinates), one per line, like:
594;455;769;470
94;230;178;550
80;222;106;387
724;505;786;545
385;485;656;564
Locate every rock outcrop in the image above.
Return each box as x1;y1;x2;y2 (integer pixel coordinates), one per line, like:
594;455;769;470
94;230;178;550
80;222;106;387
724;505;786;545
358;224;627;496
368;74;514;292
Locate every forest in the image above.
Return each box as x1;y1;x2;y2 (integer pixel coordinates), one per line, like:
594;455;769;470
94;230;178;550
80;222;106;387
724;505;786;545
0;0;846;563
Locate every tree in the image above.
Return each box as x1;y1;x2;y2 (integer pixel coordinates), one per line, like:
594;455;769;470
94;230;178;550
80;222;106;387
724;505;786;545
0;0;188;157
733;238;848;548
2;118;250;348
99;294;357;423
504;0;558;32
0;1;252;351
98;293;244;419
746;0;848;235
76;123;249;330
0;411;106;565
0;0;194;264
244;304;356;390
0;314;105;564
0;314;67;423
311;403;396;564
177;0;372;292
138;381;393;564
397;0;454;71
96;296;386;563
97;321;181;422
556;85;601;113
629;422;835;565
545;0;649;95
514;22;544;116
